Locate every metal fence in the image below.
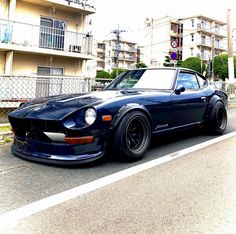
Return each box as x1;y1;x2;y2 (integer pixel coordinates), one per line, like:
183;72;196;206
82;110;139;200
212;81;236;103
0;77;236;123
0;75;91;123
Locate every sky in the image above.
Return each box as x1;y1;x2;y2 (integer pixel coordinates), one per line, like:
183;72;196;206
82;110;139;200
91;0;236;42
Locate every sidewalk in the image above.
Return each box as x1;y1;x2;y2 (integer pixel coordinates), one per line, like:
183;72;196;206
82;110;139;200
0;123;12;144
1;134;236;233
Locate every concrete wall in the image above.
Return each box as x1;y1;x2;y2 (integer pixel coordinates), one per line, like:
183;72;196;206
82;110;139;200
0;0;9;19
15;1;83;32
0;52;5;74
12;53;82;76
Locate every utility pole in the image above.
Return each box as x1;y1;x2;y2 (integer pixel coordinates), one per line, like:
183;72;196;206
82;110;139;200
111;26;126;77
211;33;215;80
227;9;235;83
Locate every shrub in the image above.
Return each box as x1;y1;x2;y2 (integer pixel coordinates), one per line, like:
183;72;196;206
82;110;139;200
96;70;110;78
181;57;206;74
110;68;126;79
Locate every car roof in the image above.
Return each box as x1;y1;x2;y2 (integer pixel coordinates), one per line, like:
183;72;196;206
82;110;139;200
129;67;206;79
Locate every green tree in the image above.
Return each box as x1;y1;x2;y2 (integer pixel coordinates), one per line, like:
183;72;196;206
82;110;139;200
213;54;236;81
135;62;147;68
181;57;206;74
110;68;125;79
163;55;171;67
176;60;183;67
96;70;110;78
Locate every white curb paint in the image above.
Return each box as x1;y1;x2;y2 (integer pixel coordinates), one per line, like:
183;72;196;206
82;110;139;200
1;131;236;224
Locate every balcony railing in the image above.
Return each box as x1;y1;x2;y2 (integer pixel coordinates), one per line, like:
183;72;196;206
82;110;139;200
119;55;136;61
67;0;95;8
112;46;137;53
197;24;226;37
196;39;212;47
0;19;93;56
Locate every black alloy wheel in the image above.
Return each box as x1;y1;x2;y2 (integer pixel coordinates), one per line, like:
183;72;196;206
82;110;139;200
113;111;151;161
209;101;227;135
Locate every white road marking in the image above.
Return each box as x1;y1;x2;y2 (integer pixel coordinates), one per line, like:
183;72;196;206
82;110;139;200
1;131;236;224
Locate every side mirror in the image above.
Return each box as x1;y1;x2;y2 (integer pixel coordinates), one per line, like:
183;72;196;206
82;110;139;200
174;84;185;95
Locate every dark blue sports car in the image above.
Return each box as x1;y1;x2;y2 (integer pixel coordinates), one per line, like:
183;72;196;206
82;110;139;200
8;68;228;165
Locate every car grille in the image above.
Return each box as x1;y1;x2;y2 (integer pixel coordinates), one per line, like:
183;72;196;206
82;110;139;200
9;117;63;142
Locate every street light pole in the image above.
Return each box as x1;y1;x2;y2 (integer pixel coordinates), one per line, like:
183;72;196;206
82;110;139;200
227;9;235;84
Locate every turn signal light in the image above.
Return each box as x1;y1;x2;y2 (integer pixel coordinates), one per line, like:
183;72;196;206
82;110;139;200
64;136;94;144
102;115;112;122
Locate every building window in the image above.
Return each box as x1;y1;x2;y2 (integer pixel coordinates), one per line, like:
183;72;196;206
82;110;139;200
191;19;194;27
201;35;206;44
190;48;194;56
191;33;194;41
201;49;205;59
215;25;220;34
36;66;63;98
215;39;220;48
201;20;206;29
37;66;64;76
39;17;66;50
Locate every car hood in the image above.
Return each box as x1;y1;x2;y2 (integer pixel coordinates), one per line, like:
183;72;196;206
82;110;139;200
8;90;135;120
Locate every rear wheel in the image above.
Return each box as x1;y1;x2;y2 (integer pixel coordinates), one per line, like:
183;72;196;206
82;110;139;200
113;111;151;161
208;101;227;135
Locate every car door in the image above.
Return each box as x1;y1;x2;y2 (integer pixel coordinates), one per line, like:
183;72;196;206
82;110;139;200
171;71;208;127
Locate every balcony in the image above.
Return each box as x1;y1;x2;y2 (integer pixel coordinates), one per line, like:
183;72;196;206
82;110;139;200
22;0;95;14
196;39;212;48
0;19;93;59
119;55;136;62
197;23;212;35
97;56;105;62
197;24;226;37
214;43;226;51
112;45;137;53
200;54;211;61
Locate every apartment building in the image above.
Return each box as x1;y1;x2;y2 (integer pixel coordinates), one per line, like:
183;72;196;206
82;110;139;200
0;0;95;76
143;15;226;67
143;16;182;67
96;38;138;73
96;41;105;71
180;15;226;62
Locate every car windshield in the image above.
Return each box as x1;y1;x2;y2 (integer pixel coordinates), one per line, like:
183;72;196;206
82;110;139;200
106;69;176;90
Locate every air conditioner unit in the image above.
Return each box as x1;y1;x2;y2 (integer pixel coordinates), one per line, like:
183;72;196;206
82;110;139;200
69;45;81;53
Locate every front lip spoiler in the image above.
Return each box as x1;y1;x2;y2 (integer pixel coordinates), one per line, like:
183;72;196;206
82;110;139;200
11;146;104;165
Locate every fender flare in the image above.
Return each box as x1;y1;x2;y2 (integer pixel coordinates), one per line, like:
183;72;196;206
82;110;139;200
111;103;153;130
205;95;224;119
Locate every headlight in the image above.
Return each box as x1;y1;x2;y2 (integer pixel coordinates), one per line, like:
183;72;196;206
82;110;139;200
85;108;97;125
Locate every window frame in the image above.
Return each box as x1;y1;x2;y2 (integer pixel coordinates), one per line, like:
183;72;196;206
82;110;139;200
175;71;200;90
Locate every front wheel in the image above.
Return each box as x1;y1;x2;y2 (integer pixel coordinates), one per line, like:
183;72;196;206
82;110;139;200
113;111;151;162
208;101;227;135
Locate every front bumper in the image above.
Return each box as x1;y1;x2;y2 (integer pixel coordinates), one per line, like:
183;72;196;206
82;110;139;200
11;135;106;165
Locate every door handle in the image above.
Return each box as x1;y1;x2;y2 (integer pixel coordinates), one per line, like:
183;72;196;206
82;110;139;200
200;97;206;102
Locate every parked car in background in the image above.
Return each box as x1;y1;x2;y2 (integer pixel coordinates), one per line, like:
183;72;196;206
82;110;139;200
8;67;228;165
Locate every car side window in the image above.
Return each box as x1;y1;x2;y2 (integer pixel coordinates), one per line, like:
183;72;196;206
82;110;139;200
197;74;207;88
176;72;200;90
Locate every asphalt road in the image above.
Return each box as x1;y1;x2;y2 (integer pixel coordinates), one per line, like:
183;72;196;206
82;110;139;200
0;108;236;233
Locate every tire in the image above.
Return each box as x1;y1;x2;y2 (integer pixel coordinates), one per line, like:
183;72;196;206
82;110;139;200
209;101;227;135
113;111;151;162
